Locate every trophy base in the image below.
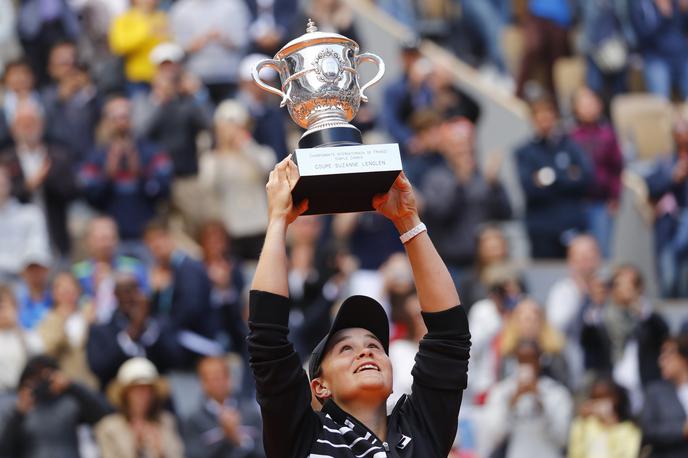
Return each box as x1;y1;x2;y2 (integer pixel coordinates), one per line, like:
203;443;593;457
291;142;402;215
299;125;362;148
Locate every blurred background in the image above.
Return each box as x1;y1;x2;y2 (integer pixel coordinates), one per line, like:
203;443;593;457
1;0;688;457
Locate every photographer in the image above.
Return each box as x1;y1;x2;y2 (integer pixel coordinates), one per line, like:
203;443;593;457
0;355;110;458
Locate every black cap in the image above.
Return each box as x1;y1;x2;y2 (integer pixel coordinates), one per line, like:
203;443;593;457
308;295;389;380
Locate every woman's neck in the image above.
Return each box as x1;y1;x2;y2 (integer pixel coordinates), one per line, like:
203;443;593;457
338;399;388;441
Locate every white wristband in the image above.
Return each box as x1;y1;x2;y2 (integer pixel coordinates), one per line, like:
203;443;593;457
399;222;427;244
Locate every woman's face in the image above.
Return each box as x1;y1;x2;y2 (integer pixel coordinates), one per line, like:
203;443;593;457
478;229;508;265
512;300;543;340
125;384;155;417
52;275;80;307
574;88;602;124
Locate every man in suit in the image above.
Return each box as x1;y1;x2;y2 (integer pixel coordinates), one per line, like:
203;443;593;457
184;356;264;458
86;273;184;388
641;333;688;458
143;219;222;366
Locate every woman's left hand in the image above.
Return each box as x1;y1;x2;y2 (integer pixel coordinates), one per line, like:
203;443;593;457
372;172;420;233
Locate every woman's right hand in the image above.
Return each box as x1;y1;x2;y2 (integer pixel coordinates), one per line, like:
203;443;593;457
265;156;308;225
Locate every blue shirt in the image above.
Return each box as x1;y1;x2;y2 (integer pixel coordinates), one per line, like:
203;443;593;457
529;0;573;26
16;283;52;330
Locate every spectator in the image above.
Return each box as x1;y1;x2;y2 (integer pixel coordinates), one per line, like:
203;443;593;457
0;164;50;282
0;59;42;146
236;54;288;160
37;272;99;389
183;356;263;457
143;219;222;365
646;117;688;297
0;284;42;392
15;0;80;86
570;87;624;258
467;264;526;402
136;70;210;235
86;273;184;388
459;225;513;309
499;298;570;386
80;96;172;253
516;0;573;100
95;357;184;458
245;0;300;56
72;216;148;324
1;99;79;257
419;118;511;282
580;264;669;411
546;235;601;339
640;334;688;458
380;41;433;156
515;92;594;258
199;100;276;261
170;0;250;104
631;0;688;99
108;0;169;93
0;355;110;457
42;41;102;163
198;221;247;356
579;0;634;103
482;340;573;458
568;378;641;458
458;0;511;81
15;255;52;331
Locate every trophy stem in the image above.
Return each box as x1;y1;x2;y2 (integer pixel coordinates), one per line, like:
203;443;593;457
298;124;362;149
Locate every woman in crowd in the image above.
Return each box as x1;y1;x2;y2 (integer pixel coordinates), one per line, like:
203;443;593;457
200;100;276;261
569;86;623;258
500;297;570;386
37;272;98;389
109;0;169;94
568;378;641;458
96;357;184;458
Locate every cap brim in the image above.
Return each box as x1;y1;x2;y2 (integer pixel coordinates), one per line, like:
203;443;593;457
309;295;389;380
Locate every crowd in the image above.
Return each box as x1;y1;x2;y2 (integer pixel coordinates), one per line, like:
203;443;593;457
0;0;687;457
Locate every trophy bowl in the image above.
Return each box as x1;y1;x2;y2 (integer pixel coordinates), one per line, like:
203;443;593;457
252;19;385;148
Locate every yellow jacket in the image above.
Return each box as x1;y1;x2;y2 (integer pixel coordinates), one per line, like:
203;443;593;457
109;9;169;83
568;416;641;458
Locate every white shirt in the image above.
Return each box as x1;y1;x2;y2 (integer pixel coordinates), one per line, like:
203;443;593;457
677;384;688;417
0;199;51;275
481;376;572;458
467;298;503;398
546;276;583;335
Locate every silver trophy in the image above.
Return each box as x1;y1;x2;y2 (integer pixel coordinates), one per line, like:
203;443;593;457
252;20;401;214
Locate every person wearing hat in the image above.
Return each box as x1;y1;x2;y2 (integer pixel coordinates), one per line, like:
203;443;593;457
199;99;276;261
95;357;184;458
248;158;471;457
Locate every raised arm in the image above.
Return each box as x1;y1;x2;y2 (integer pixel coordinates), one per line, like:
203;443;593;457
373;172;460;312
250;156;308;296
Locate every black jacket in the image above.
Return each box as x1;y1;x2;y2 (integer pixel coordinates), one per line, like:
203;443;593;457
641;380;688;458
247;290;471;458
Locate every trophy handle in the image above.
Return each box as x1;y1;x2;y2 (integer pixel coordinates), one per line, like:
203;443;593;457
357;52;385;103
252;59;291;107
